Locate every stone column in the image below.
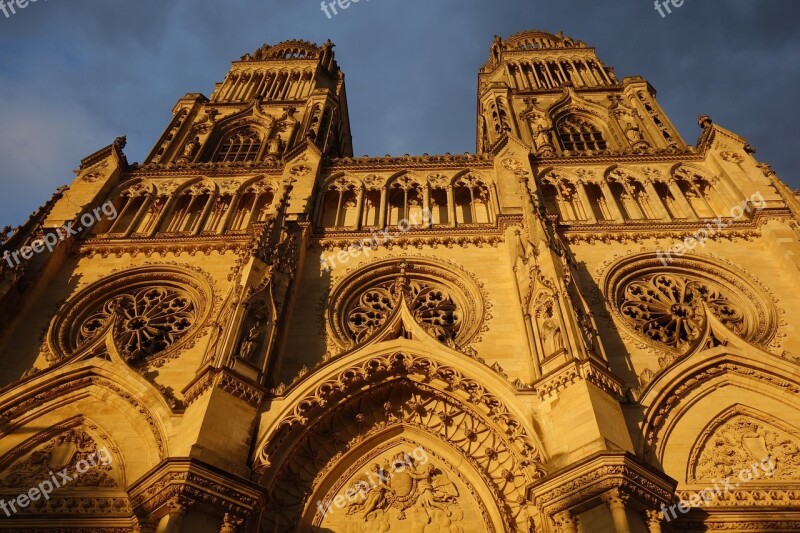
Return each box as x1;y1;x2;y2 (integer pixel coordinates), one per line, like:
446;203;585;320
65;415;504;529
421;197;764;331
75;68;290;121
446;185;456;227
552;510;578;533
646;510;664;533
667;180;698;220
422;184;431;228
643;179;670;220
355;187;365;230
378;186;388;229
220;513;244;533
603;490;631;533
599;180;625;221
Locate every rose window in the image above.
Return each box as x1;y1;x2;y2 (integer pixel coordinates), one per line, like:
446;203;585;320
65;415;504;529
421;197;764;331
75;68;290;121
619;274;744;350
50;267;210;367
78;287;196;364
606;255;776;354
346;280;461;344
328;259;485;350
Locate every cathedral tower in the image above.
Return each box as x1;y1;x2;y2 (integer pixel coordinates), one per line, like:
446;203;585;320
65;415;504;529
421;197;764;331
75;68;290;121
0;31;798;533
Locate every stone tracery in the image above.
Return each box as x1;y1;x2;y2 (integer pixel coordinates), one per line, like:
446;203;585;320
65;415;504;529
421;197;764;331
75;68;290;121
329;259;486;351
605;254;777;356
50;266;213;367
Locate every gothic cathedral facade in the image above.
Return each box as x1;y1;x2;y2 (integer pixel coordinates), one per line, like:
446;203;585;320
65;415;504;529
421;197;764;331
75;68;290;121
0;30;798;532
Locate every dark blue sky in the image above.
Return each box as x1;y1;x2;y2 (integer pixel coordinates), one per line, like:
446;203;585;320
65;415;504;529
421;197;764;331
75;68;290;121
1;0;797;227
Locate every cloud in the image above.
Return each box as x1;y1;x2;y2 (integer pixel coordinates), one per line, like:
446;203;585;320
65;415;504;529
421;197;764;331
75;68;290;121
0;0;798;225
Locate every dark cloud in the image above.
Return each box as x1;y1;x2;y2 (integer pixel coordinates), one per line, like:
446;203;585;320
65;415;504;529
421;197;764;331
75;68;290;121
1;0;797;226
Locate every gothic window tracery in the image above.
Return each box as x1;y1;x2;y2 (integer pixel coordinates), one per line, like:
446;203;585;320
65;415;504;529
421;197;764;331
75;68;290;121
214;128;263;163
557;116;607;153
585;182;612;221
453;174;492;224
162;182;215;234
327;260;486;351
346;279;461;345
229;181;275;231
50;267;212;368
95;183;151;236
320;177;359;228
387;176;424;226
606;256;777;355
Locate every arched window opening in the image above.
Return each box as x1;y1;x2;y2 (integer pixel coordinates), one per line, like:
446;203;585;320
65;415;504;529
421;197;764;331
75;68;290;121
557;117;607;153
677;180;715;218
206;194;233;232
654;181;684;219
453;176;492;225
558;181;586;221
361;190;381;228
585;183;612;221
608;181;632;221
429;188;449;226
96;185;150;236
214;128;262;163
387;179;423;227
163;184;213;234
321;179;358;229
541;182;560;217
230;184;275;231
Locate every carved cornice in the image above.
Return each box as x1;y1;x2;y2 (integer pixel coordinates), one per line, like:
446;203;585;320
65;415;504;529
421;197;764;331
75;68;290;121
533;148;701;166
533;359;625;400
562;208;791;243
324;153;494;171
676;487;800;508
131;160;283;177
128;458;267;519
528;452;676;515
183;367;266;408
79;235;248;258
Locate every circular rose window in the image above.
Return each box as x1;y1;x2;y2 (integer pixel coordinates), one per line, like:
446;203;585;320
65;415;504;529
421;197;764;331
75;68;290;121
50;266;212;367
327;259;486;350
604;254;776;354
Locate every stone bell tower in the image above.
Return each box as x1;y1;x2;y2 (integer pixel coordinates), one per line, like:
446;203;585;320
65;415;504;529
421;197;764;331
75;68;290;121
145;38;353;168
477;30;684;156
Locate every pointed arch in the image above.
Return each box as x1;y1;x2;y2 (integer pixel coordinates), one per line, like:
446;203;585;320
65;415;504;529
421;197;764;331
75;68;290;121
686;404;800;484
254;350;547;532
638;346;800;463
94;179;155;236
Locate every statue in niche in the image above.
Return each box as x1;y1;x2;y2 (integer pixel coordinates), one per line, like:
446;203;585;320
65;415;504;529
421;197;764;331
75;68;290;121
538;302;566;357
181;137;200;159
238;320;262;361
266;136;284;157
532;116;555;155
542;317;565;356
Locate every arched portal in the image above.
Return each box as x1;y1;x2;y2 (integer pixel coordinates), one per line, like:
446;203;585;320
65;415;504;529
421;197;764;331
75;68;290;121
255;354;546;532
